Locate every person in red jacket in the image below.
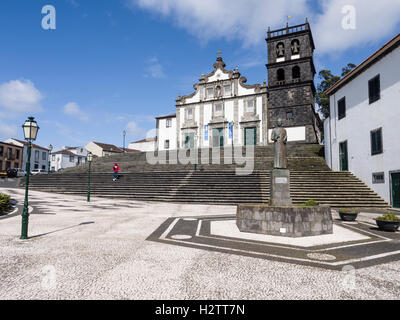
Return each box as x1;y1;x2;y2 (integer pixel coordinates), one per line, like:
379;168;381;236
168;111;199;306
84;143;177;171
113;163;121;182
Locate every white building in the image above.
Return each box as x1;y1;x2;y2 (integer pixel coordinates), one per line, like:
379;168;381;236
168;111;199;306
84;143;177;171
156;114;176;151
5;138;50;172
128;137;156;152
85;141;123;157
324;33;400;208
156;56;269;150
50;146;88;172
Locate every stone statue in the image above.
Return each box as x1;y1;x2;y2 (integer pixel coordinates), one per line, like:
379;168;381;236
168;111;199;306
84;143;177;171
271;119;287;169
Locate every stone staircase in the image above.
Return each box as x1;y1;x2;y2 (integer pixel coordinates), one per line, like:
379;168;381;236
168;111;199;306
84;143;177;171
25;144;390;209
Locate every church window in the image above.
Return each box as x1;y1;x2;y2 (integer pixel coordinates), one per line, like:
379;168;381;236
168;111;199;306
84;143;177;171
207;87;214;99
187;108;193;120
246;100;255;113
292;66;300;79
277;69;285;82
291;39;300;55
224;84;231;96
276;42;285;57
166;119;172;128
368;74;380;104
338;97;346;120
214;103;223;117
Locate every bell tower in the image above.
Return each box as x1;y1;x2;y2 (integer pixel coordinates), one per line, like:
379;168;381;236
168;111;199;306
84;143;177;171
266;19;321;143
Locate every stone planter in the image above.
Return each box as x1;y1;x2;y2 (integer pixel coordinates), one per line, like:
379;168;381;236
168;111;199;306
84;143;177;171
236;204;333;238
375;219;400;232
339;210;359;222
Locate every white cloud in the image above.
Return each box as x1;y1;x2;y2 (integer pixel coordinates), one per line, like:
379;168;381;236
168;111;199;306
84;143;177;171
63;102;89;121
126;121;147;138
0;120;17;139
128;0;308;46
128;0;400;53
144;57;166;79
313;0;400;54
0;79;43;112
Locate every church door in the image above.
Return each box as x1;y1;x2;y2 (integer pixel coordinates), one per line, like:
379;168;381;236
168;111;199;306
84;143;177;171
245;127;257;146
212;128;224;147
184;133;194;149
391;173;400;208
339;141;348;171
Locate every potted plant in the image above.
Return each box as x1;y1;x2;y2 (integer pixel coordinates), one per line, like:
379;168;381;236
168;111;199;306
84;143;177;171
338;209;359;221
375;212;400;232
0;193;11;216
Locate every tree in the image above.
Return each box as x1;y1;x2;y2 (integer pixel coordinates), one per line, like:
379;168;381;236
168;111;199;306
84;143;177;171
341;63;357;77
316;63;356;119
316;70;340;119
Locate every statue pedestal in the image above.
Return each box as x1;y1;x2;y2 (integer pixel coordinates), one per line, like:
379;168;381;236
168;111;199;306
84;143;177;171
270;168;292;206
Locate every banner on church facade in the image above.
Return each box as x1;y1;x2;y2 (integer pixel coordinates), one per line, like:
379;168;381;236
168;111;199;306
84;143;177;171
204;125;208;141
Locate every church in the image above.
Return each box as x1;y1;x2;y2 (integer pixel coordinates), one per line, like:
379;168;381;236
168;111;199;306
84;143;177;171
155;20;322;151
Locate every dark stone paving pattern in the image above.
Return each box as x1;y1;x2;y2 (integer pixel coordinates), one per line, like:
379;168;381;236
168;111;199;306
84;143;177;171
147;215;400;270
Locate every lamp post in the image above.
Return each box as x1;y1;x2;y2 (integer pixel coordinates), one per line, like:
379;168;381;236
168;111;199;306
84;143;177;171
48;144;53;174
20;117;39;240
123;130;126;153
87;152;93;202
194;132;198;172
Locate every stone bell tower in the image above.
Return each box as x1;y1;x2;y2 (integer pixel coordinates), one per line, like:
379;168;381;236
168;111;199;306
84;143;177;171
266;19;321;143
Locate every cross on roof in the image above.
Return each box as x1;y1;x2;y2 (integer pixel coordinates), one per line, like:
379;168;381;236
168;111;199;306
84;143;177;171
217;50;222;57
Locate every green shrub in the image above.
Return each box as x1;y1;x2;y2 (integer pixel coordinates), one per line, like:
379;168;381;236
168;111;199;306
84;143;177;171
304;200;319;207
0;193;11;214
377;212;400;221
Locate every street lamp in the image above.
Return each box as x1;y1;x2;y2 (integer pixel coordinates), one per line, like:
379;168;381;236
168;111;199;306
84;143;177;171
48;144;53;174
87;152;93;202
20;117;39;240
194;132;198;171
123;130;126;153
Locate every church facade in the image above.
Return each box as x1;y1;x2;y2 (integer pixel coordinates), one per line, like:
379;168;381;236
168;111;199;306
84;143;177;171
156;20;321;151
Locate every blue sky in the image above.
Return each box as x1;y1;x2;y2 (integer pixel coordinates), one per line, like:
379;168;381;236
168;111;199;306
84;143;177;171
0;0;399;151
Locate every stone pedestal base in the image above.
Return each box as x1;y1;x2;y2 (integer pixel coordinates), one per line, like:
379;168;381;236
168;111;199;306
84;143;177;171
236;205;333;238
271;169;292;206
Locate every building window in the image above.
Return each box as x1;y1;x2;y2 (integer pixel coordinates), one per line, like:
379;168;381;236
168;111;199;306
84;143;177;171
35;150;39;161
70;155;75;162
0;146;3;156
223;84;231;97
16;150;20;159
277;69;285;82
292;66;300;79
368;74;380;104
166;119;172;128
52;155;55;161
371;128;383;155
164;140;170;149
286;111;293;120
187;108;193;120
338;97;346;120
14;162;19;168
372;172;385;184
42;152;46;160
207;87;214;99
246;100;255;113
42;165;46;170
214;103;223;117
